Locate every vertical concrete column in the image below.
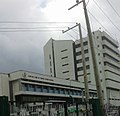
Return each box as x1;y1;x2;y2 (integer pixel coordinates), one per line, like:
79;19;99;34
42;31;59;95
64;102;68;116
76;103;79;116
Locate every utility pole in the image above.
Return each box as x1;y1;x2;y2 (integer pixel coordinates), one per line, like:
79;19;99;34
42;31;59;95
62;23;90;116
78;23;90;116
68;0;105;115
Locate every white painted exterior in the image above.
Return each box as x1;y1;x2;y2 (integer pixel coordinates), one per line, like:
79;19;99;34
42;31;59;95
44;38;75;80
0;73;10;99
44;30;120;106
0;70;97;103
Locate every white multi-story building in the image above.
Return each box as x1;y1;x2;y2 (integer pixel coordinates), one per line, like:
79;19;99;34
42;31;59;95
44;38;76;80
44;30;120;105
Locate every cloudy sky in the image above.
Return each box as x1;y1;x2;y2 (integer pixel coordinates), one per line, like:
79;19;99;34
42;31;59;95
0;0;120;74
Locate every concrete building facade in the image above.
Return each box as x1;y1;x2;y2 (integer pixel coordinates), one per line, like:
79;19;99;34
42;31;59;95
44;38;76;80
44;30;120;106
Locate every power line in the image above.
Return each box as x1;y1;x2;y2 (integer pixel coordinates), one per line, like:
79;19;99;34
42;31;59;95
0;29;62;32
93;0;120;33
0;27;67;29
88;10;113;38
0;21;76;24
106;0;120;19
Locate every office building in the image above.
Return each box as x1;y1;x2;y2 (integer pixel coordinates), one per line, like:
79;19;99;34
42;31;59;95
44;30;120;105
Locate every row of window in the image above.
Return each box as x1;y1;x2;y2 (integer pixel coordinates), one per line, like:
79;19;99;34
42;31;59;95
76;57;89;63
76;49;88;56
22;84;82;96
22;84;97;97
75;41;88;48
77;65;90;71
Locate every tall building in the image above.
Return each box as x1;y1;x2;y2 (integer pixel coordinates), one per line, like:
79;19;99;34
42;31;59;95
44;38;76;80
44;30;120;105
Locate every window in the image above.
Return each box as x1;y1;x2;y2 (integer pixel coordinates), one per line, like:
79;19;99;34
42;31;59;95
76;59;82;63
60;89;64;94
62;63;69;66
99;62;101;64
75;44;81;48
97;45;99;47
36;86;42;92
61;56;68;59
49;54;51;59
98;53;100;56
84;49;88;54
86;65;90;69
76;51;81;56
97;36;99;39
61;49;67;52
83;41;88;46
22;84;28;91
77;67;83;71
63;71;69;73
50;61;52;66
85;57;89;61
50;68;52;73
55;88;59;94
43;86;48;93
49;87;54;93
100;70;102;73
28;84;35;91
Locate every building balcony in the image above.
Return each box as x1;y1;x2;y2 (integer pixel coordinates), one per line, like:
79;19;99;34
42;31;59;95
104;57;120;69
102;40;119;54
106;79;120;90
104;65;120;75
102;32;119;47
103;48;120;62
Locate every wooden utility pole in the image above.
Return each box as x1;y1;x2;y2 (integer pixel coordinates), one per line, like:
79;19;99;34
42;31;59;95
68;0;105;115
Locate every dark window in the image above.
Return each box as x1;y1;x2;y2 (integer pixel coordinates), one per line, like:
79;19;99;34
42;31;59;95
77;67;83;71
83;41;88;46
98;53;100;56
86;65;90;69
43;86;48;93
75;44;81;48
100;71;102;73
97;36;99;39
50;68;52;73
61;49;67;52
76;51;81;56
99;62;101;64
97;45;99;47
62;63;69;66
63;71;69;73
61;56;68;59
49;87;54;93
50;61;52;66
85;57;89;61
104;62;107;66
76;59;82;63
84;49;88;54
49;54;51;59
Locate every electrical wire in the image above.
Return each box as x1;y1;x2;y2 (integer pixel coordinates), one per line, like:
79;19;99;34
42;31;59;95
93;0;120;33
106;0;120;20
0;21;76;24
66;32;77;40
88;10;114;38
0;27;67;30
0;29;62;32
